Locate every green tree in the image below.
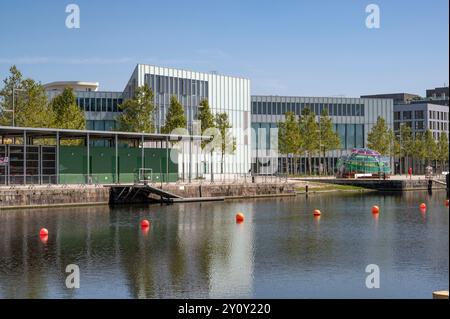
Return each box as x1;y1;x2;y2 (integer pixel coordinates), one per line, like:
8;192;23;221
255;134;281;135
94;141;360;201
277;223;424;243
0;65;22;126
161;96;186;134
51;87;85;130
411;132;425;172
215;112;236;174
0;66;53;128
398;124;414;174
278;112;301;175
436;132;449;172
422;129;437;167
117;84;156;133
299;108;319;175
197;99;215;149
319;108;340;174
367;116;391;155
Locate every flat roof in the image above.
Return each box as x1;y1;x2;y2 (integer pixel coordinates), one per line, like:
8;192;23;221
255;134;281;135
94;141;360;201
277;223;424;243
0;126;210;141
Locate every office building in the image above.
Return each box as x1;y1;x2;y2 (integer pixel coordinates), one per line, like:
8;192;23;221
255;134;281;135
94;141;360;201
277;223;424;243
251;96;393;175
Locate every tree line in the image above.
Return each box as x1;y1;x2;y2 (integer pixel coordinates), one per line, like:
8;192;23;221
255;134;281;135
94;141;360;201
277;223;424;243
277;107;341;175
0;66;85;131
367;116;449;174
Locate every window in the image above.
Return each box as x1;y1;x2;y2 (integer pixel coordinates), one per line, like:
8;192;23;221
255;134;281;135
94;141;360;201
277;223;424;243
415;121;424;130
336;124;346;149
360;104;365;116
351;104;356;116
403;111;412;120
252;102;257;114
355;124;364;148
107;98;113;112
394;112;401;120
394;122;400;130
415;110;424;119
113;99;118;112
267;102;272;115
90;98;96;112
78;98;85;110
338;104;342;116
346;124;356;149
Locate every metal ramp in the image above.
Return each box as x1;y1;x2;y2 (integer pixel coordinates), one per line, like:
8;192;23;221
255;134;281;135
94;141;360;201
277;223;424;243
108;184;183;205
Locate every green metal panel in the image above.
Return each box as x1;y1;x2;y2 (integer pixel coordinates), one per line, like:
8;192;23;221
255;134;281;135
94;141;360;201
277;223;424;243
58;145;178;184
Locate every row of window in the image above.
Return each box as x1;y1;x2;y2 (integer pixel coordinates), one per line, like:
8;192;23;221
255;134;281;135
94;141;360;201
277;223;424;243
429;110;448;121
430;121;448;131
251;123;364;151
145;74;209;97
77;98;123;113
395;110;449;121
394;121;424;131
86;120;117;131
394;120;449;132
251;101;365;117
394;110;425;120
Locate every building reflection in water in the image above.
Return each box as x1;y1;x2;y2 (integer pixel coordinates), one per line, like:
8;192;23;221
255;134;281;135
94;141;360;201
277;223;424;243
0;191;447;298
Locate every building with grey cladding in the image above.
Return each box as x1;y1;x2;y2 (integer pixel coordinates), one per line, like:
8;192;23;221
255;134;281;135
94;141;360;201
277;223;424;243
393;102;448;140
251;96;393;174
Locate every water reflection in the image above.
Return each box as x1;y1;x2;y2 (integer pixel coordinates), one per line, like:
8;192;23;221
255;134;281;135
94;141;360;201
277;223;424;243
0;190;448;298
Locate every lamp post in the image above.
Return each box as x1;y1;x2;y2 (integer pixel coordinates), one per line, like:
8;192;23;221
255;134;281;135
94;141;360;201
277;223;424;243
9;87;27;127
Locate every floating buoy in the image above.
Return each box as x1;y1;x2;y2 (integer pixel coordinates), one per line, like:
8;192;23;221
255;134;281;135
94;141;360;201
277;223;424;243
39;228;48;237
40;234;48;244
419;203;427;210
445;199;449;207
371;205;380;214
313;209;321;217
140;219;150;228
236;213;245;223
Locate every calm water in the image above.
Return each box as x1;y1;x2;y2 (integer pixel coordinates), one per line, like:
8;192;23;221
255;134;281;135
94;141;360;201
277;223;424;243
0;191;448;299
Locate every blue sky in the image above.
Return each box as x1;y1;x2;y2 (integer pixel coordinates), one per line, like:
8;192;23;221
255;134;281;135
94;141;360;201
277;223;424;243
0;0;448;97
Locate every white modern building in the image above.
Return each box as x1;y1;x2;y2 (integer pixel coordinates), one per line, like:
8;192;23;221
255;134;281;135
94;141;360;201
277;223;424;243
45;64;252;178
123;64;251;177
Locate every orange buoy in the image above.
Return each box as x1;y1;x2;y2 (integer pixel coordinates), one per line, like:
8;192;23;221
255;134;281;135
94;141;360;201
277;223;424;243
371;205;380;214
40;234;48;244
445;199;449;207
140;219;150;228
419;203;427;210
236;213;245;223
313;209;321;217
39;228;48;237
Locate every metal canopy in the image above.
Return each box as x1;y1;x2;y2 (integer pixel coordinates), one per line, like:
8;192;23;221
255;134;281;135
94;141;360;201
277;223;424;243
0;126;211;141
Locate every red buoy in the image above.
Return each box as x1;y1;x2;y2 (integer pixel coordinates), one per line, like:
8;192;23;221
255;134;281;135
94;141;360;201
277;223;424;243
140;219;150;228
419;203;427;210
236;213;245;223
313;209;321;217
371;205;380;214
445;199;449;207
39;228;48;237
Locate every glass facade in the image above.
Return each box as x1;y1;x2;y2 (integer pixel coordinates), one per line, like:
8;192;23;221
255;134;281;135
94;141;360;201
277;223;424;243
251;101;365;116
144;74;209;133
